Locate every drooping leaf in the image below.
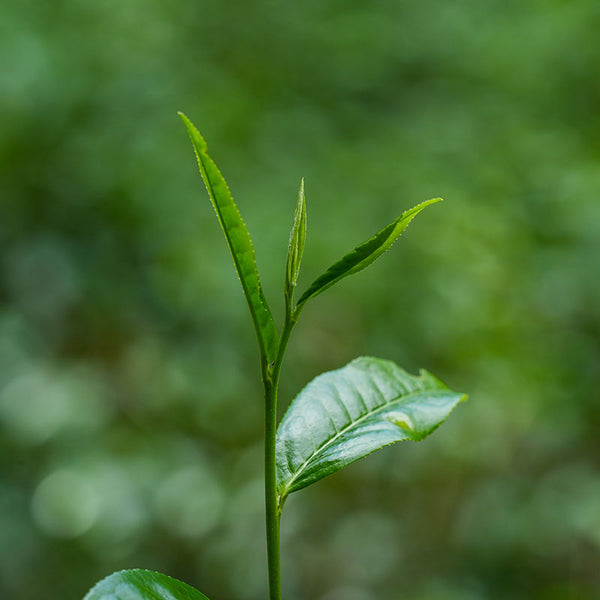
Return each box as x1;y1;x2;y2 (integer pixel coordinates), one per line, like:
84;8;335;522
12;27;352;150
296;198;442;309
285;178;307;304
276;356;466;499
84;569;210;600
179;112;278;364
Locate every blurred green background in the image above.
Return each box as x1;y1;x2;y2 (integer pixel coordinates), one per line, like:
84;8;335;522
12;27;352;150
1;1;599;599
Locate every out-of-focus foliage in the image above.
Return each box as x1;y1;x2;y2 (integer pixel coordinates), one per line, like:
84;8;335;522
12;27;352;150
1;1;599;599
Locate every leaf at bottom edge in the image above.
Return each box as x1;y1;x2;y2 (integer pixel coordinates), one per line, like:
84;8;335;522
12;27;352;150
84;569;211;600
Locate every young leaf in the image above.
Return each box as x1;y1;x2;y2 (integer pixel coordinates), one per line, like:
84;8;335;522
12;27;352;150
179;112;278;365
284;178;307;305
296;198;442;309
84;569;210;600
276;356;465;499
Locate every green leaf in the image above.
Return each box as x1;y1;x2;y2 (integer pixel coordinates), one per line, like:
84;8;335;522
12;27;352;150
296;198;442;309
284;178;307;305
276;356;466;499
84;569;210;600
179;112;278;364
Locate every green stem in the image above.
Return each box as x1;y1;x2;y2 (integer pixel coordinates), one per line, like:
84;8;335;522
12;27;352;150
264;379;280;600
264;307;297;600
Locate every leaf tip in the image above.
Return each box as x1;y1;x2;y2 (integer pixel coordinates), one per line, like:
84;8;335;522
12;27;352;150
420;197;443;209
178;112;207;151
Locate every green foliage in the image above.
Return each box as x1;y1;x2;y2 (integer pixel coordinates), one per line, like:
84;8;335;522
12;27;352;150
74;114;462;598
5;3;598;598
178;112;279;366
276;357;465;498
296;198;442;309
88;118;462;600
284;179;307;308
84;570;210;600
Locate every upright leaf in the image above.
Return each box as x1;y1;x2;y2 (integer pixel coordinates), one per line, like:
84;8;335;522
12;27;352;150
84;569;210;600
296;198;442;309
276;357;465;499
179;112;278;364
285;178;307;305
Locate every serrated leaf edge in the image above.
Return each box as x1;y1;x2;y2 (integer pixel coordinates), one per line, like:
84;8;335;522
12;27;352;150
297;197;442;308
178;112;278;364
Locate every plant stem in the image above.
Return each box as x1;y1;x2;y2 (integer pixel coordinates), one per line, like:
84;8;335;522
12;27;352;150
264;378;281;600
264;308;297;600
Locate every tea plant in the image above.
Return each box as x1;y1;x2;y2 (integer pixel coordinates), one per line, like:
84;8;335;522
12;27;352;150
83;114;466;600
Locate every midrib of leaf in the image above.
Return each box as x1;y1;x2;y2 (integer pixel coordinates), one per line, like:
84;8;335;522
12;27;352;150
279;385;450;498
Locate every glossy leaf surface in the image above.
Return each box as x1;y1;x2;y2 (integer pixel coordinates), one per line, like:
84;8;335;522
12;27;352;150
276;357;465;498
179;113;278;364
84;569;210;600
296;198;442;308
285;178;307;303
